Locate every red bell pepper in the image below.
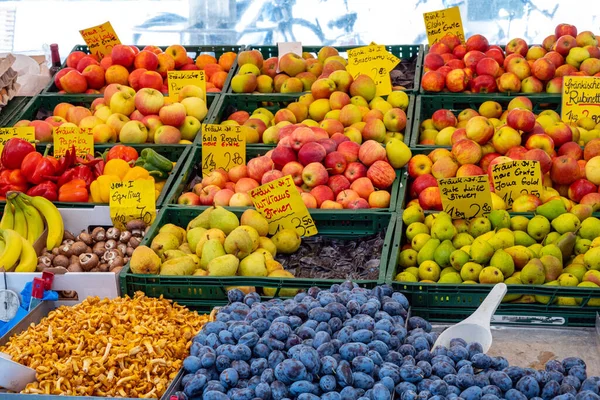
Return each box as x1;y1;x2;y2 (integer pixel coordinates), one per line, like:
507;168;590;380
58;179;88;202
27;181;58;202
0;169;29;198
57;165;95;189
21;146;58;185
1;138;35;170
105;145;138;163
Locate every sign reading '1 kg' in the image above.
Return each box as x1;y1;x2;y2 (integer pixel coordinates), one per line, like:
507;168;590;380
438;175;493;219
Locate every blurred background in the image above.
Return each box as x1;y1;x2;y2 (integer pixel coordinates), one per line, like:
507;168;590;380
0;0;597;56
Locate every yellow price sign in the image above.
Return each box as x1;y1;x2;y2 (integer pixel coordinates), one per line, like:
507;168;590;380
249;175;318;237
79;21;121;59
346;45;400;97
0;127;35;154
109;180;156;230
492;160;542;209
438;175;493;220
167;70;207;103
423;6;465;45
53;126;94;158
201;124;246;176
562;76;600;124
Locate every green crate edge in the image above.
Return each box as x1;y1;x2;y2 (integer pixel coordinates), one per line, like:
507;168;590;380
42;44;245;95
165;144;406;214
118;207;398;301
0;96;32;126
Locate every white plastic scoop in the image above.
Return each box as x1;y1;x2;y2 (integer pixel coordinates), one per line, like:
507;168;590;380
0;352;36;392
433;283;507;353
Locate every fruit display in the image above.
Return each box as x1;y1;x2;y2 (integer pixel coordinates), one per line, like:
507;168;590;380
421;24;600;93
230;45;420;94
52;44;238;94
173;282;600;400
395;203;600;305
0;293;209;397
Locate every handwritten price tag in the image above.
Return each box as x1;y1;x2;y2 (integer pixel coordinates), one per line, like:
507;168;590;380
0;127;35;154
346;45;400;97
249;175;318;238
562;76;600;124
438;175;493;220
277;41;302;73
167;70;207;103
492;160;542;208
109;180;156;230
79;21;121;59
201;124;246;176
53;126;94;158
423;6;465;45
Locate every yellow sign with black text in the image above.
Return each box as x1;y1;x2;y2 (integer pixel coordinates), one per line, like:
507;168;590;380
53;126;94;158
423;6;465;45
438;175;493;219
0;127;35;154
167;70;207;103
201;124;246;176
562;76;600;124
79;21;121;59
492;160;542;209
346;45;400;97
109;180;156;230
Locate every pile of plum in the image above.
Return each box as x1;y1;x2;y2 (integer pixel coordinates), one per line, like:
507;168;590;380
175;283;600;400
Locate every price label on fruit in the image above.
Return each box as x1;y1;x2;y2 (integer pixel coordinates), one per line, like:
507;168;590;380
346;45;400;97
0;127;35;153
249;175;318;238
438;175;493;220
492;160;542;209
423;6;465;45
201;124;246;176
53;126;94;158
561;76;600;124
79;21;121;59
167;70;207;103
109;180;156;230
277;41;302;73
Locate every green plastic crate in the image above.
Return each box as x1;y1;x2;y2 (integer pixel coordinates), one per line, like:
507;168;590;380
0;96;31;126
208;92;416;146
165;144;406;214
119;206;398;301
230;44;423;93
410;93;562;147
388;214;600;327
43;44;244;94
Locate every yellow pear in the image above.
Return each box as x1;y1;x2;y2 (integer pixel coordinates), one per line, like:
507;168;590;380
196;229;226;257
160;256;196;275
193;269;209;276
224;227;254;259
130;245;161;274
240;209;270;236
258;237;277;256
209;206;240;235
179;243;193;254
266;259;284;274
187;227;207;252
150;232;180;259
163;249;189;261
271;228;301;254
187;207;214;230
159;223;186;244
238;225;260;251
239;252;268;277
207;254;240;276
264;269;299;296
200;239;226;270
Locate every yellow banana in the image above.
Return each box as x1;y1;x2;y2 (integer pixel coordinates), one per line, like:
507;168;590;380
0;237;6;256
0;229;23;271
14;236;37;272
16;196;44;244
12;200;27;240
0;199;14;230
22;194;63;250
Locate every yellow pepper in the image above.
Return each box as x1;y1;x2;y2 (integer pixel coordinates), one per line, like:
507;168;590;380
122;166;150;182
90;175;121;203
103;159;131;180
155;180;166;193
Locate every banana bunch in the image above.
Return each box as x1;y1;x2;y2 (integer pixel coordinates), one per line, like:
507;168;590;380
0;193;64;272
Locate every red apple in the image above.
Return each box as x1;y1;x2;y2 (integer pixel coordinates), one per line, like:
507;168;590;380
421;71;445;92
261;170;284;185
424;53;445;71
555;24;578;39
445;68;470;92
367;160;396;189
507;108;536;132
555;35;576;56
328;175;351;197
298;142;326;165
524;148;552;174
470;75;498;93
550;155;580;185
506;38;529;57
545;122;573;148
282;161;304;186
302;162;329;187
344;162;367;183
475;57;500;77
358;140;386;166
337;141;360;163
418;186;443;211
350;177;375;199
291;127;316;151
177;192;201;205
408;154;433;178
410;173;438;199
558;141;583;160
271;146;297;169
247;155;275;182
324;151;347;175
347;198;370;209
337;189;361;208
463;50;486;69
431;109;457;130
568;179;597;203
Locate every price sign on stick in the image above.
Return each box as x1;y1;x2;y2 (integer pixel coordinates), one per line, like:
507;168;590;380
346;45;400;97
0;127;35;154
53;126;94;158
562;76;600;124
79;21;121;59
423;6;465;45
492;160;542;209
438;175;493;219
167;70;207;103
201;124;246;176
249;175;318;237
109;180;156;230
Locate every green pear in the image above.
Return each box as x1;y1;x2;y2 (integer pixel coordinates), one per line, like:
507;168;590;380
272;228;301;254
438;271;462;283
528;243;543;258
558;272;580;287
238;252;268;276
510;215;529;232
187;227;208;253
452;232;474;249
386;137;412;168
431;219;457;241
505;245;532;270
160;256;196;276
584;246;600;271
542;232;561;245
579;217;600;240
187;207;214;230
488;210;511;229
150;232;181;260
489;230;515;250
406;222;430;242
520;259;546;284
240;209;269;236
200;239;226;269
398;249;418;268
489;249;515;278
424;214;437;229
575;238;592;255
540;255;563;282
418;260;441;281
535;198;566;221
196;229;226;257
527;215;551;242
502;276;523;302
433;240;455;268
450;249;470;271
570;204;593;222
514;231;537;247
468;217;491;238
395;271;418;282
452;219;469;233
411;233;431;252
224;228;255;259
564;264;587;282
163;249;189;261
417;238;441;265
403;204;425;225
460;262;483;282
130;245;161;274
238;225;260;251
554;232;576;260
207;254;240;276
470;238;494;264
479;266;504;284
534;280;559;304
551;213;581;234
209;206;240;235
258;237;277;257
441;266;457;277
540;244;563;264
